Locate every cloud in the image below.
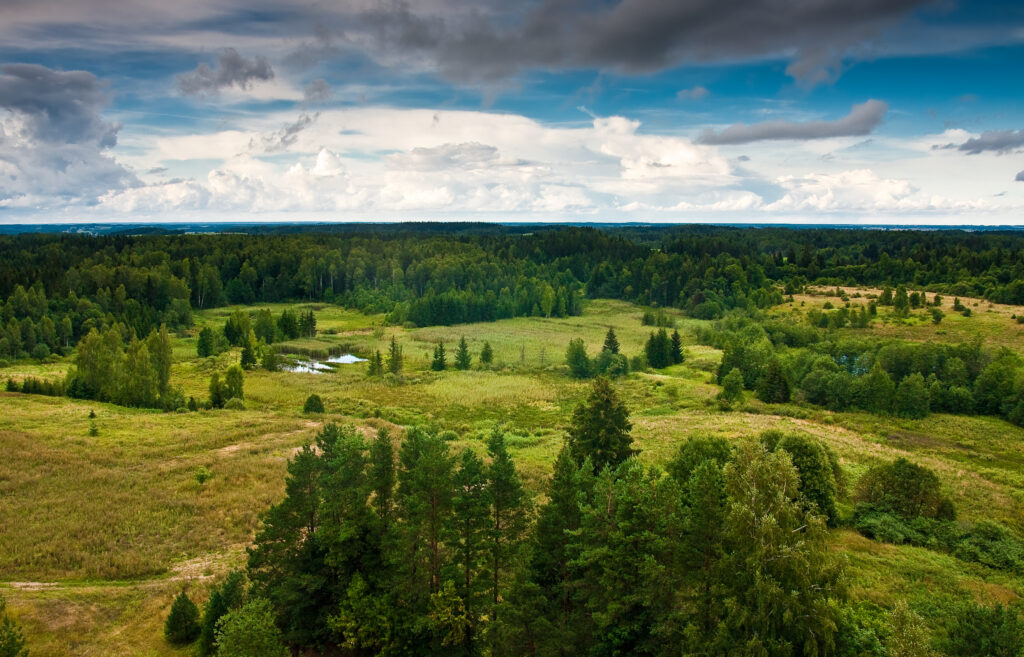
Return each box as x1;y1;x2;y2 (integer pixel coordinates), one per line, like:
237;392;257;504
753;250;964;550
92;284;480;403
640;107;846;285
677;86;709;101
303;78;331;105
957;129;1024;155
697;100;888;145
347;0;930;86
250;113;318;153
1017;170;1024;182
0;63;135;205
388;142;501;171
177;48;274;95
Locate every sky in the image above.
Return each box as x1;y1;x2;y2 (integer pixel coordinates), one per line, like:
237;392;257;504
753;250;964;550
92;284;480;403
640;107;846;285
0;0;1023;225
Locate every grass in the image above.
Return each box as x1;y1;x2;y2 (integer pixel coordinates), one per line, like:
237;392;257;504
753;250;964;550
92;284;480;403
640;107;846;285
3;294;1024;655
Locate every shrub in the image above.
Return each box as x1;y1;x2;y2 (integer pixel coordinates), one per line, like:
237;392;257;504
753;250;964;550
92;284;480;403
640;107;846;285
223;397;246;410
942;602;1024;657
854;458;954;520
0;594;28;657
215;599;289;657
165;591;201;645
303;394;325;414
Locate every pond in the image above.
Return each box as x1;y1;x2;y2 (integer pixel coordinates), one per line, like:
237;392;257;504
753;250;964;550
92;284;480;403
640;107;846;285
282;353;367;374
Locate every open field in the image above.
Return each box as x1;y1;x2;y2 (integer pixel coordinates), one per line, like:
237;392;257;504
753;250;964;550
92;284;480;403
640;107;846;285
3;295;1024;655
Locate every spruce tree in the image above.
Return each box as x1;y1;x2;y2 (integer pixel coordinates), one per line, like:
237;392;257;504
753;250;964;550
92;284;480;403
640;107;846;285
0;594;28;657
670;329;684;364
224;365;244;400
199;590;227;656
567;377;634;473
196;327;212;357
367;350;384;377
894;285;910;317
479;342;494;367
303;394;324;413
209;372;225;408
601;327;619;354
756;359;790;403
164;591;201;645
455;336;472;370
386;336;403;376
431;341;447;371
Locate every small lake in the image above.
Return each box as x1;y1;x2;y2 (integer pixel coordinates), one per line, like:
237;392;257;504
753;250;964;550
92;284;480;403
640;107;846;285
282;353;367;374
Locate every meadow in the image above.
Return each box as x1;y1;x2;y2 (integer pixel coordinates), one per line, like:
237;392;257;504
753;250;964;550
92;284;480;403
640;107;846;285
2;296;1024;655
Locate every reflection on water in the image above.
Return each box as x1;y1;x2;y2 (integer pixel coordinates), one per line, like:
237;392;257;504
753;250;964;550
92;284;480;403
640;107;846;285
282;353;367;373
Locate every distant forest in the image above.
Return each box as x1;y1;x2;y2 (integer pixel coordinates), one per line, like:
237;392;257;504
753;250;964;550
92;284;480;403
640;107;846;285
4;224;1024;364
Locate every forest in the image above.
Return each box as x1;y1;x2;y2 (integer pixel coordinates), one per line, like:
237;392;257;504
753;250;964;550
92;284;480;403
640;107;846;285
2;224;1024;657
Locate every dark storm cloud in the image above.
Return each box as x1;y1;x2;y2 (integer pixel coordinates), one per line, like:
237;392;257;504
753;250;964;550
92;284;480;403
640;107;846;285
0;63;135;203
697;100;888;145
957;129;1024;155
0;63;120;146
177;48;274;95
344;0;932;85
1016;170;1024;182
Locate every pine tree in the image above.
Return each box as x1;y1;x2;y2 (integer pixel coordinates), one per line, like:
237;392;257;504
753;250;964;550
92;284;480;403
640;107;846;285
0;594;28;657
431;341;447;371
486;428;530;618
567;377;634;473
386;336;403;376
397;428;455;596
367;350;384;377
449;448;491;647
197;326;215;357
601;328;619;354
683;460;728;642
670;329;684;364
214;599;290;657
894;285;910;318
756;359;790;403
240;329;258;370
480;342;494;367
199;590;227;656
368;427;395;528
644;329;673;369
455;336;472;370
303;394;325;413
164;591;201;645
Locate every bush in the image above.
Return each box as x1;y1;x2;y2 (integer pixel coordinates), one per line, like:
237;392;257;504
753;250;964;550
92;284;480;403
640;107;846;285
942;602;1024;657
303;394;325;413
165;591;201;645
855;458;953;520
223;397;246;410
215;599;289;657
0;594;28;657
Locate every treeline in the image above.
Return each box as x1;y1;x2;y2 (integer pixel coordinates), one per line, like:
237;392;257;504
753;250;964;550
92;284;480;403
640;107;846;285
704;312;1024;425
6;225;1024;363
164;377;1024;657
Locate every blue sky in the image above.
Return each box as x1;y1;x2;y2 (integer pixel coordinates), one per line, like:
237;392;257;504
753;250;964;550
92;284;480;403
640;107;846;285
0;0;1022;223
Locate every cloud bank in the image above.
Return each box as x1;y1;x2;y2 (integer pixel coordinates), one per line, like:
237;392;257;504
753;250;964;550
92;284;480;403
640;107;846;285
698;100;888;145
177;48;274;95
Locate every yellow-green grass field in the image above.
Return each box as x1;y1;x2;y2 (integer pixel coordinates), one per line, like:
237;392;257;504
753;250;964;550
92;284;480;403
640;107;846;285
2;296;1024;655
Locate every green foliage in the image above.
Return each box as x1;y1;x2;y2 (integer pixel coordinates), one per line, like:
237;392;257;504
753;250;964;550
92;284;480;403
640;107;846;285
455;336;472;370
565;337;591;378
644;328;673;369
602;327;619;354
164;591;201;645
195;466;212;486
894;373;930;418
387;336;403;376
888;600;937;657
0;594;28;657
215;599;289;657
942;602;1024;657
431;341;447;371
199;571;247;656
718;367;744;405
855;458;954;520
224;365;244;400
765;432;841;526
479;341;494;367
567;377;634;473
713;441;843;657
67;324;174;409
303;393;325;414
756;358;791;403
